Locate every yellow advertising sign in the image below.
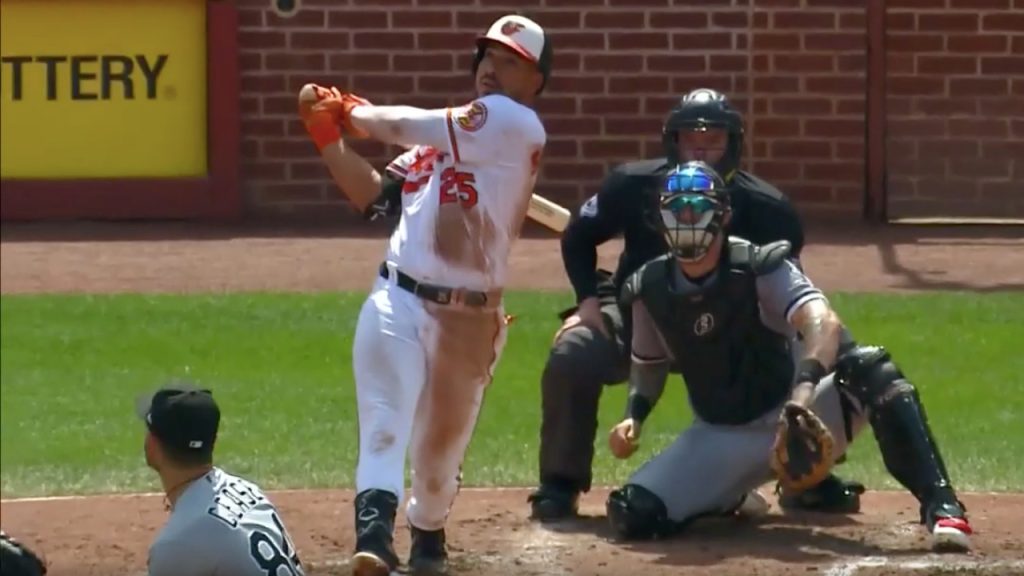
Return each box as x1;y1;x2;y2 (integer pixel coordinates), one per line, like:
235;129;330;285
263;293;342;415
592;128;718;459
0;0;207;179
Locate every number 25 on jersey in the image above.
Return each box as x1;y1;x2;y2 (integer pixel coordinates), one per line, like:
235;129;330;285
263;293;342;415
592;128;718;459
439;167;478;209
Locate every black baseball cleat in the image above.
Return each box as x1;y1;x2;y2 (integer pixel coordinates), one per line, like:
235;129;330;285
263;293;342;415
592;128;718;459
352;489;400;576
408;524;448;575
527;483;580;521
778;474;866;514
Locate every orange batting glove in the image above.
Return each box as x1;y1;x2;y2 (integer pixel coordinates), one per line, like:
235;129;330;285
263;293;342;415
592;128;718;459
339;92;372;140
299;84;346;152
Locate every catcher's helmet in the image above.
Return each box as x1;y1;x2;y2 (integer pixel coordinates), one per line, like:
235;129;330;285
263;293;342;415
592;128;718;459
654;161;730;262
662;88;745;182
471;15;553;94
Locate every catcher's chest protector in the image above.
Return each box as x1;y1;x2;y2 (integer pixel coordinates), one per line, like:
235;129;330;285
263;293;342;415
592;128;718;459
635;252;793;425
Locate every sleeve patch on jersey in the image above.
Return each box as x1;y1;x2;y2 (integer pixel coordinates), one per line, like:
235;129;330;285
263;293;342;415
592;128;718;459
580;195;599;218
454;100;488;132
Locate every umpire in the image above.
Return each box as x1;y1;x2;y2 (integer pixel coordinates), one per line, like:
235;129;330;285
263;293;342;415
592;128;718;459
529;88;862;520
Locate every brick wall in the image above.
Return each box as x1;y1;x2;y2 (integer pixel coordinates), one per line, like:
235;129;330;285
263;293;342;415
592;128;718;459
885;0;1024;219
236;0;1021;221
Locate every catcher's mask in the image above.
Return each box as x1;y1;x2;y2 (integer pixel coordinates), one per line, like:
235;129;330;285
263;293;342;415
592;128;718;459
655;162;730;263
471;15;552;95
662;88;744;183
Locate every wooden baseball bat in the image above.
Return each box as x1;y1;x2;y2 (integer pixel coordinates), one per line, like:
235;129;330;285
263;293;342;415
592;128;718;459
527;193;571;233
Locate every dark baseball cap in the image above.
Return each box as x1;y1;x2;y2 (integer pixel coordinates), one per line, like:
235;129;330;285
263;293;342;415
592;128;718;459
135;384;220;454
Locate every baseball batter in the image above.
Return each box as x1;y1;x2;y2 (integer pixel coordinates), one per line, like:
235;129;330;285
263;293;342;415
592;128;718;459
603;162;973;553
137;386;305;576
298;14;551;576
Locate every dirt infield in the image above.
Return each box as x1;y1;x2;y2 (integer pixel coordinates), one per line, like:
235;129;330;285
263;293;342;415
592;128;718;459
2;490;1023;576
1;221;1022;576
2;220;1023;295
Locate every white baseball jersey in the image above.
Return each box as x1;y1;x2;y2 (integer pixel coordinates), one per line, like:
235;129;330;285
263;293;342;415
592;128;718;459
382;93;546;291
148;467;304;576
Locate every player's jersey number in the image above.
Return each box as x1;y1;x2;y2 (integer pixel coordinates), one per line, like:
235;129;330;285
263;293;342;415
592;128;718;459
248;512;303;575
402;167;478;210
439;167;478;209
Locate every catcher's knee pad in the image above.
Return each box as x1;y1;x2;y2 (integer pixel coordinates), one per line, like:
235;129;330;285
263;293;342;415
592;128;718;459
605;484;672;540
834;346;955;509
834;345;910;408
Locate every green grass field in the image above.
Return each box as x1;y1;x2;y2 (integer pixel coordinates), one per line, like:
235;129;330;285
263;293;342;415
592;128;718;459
1;292;1022;498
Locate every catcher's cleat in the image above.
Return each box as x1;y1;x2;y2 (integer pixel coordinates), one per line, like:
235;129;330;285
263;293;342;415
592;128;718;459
926;500;973;553
528;483;580;521
778;474;865;514
931;517;973;553
714;489;771;520
734;489;772;518
408;525;448;575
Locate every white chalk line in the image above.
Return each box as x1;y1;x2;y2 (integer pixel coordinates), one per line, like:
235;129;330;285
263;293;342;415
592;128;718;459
824;556;1024;576
2;487;1019;505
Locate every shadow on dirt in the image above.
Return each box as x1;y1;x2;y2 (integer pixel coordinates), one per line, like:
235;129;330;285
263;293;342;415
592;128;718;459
874;240;1024;292
538;512;924;567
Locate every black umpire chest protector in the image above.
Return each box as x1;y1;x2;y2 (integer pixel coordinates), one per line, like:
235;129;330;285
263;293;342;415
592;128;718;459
628;241;795;425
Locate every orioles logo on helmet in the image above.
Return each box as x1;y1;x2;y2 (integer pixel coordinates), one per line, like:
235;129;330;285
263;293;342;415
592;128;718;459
501;20;524;36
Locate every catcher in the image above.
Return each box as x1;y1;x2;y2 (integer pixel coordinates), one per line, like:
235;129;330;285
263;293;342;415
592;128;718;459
604;161;973;553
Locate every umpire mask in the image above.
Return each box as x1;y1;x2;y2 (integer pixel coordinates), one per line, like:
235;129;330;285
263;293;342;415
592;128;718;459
657;162;730;262
662;88;745;183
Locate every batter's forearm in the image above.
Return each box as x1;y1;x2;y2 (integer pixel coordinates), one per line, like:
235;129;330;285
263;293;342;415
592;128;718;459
319;140;382;213
349;105;448;149
625;357;670;423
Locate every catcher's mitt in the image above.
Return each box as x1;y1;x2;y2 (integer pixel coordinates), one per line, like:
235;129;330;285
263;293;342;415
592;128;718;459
0;530;48;576
770;402;835;492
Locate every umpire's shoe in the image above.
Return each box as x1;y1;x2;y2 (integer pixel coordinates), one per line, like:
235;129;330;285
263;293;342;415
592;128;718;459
778;474;865;514
528;482;579;521
408;524;448;575
352;489;400;576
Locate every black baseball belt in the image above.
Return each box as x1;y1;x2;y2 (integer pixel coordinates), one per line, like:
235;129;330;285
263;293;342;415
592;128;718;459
379;263;499;308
